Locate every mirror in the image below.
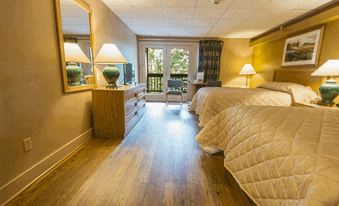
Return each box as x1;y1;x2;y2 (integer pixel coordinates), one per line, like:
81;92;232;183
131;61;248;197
54;0;96;92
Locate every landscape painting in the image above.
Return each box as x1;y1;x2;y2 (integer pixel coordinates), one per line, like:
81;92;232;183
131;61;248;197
282;28;323;66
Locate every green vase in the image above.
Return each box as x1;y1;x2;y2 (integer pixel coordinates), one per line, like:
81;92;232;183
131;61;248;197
319;79;339;105
66;63;83;86
103;64;120;89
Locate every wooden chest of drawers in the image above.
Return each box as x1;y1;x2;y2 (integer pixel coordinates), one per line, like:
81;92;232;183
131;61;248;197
91;84;146;138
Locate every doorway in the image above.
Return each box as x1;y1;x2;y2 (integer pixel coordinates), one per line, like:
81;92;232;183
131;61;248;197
139;42;198;102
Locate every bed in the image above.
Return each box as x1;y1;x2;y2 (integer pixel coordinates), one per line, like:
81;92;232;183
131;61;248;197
189;70;319;127
196;106;339;206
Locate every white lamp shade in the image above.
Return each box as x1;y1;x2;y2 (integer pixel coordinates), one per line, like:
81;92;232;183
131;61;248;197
64;42;90;63
94;43;127;64
239;64;256;75
311;60;339;77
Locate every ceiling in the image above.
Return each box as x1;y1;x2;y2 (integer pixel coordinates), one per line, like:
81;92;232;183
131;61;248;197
61;0;90;35
102;0;333;38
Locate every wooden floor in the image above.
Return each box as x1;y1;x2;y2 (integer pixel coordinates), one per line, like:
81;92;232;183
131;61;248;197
7;103;255;206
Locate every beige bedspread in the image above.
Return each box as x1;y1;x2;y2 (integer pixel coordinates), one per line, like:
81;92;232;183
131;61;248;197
189;87;292;127
196;106;339;206
190;83;317;127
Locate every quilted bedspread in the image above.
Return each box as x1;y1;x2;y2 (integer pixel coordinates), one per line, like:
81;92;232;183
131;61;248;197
189;87;292;127
196;106;339;206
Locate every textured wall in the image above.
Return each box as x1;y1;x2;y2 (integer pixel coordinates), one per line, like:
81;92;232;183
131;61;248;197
219;39;253;87
0;0;136;203
251;15;339;89
90;0;138;86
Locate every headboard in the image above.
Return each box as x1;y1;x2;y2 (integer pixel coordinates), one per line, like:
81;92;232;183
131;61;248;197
273;69;322;93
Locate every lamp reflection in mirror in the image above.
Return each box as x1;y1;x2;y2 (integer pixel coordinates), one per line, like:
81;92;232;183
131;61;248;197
64;42;90;86
311;59;339;105
239;64;256;88
94;43;127;89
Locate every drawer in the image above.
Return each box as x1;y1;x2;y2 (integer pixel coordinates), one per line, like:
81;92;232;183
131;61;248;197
125;106;138;126
138;105;146;117
137;100;146;110
138;92;146;99
137;87;146;94
125;99;138;115
125;91;138;102
125;115;141;136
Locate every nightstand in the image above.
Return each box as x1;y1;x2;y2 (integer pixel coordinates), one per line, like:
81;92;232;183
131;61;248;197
294;102;339;109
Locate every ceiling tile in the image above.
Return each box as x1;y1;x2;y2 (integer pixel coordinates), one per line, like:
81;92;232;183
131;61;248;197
225;28;266;38
166;19;193;27
264;0;305;10
251;9;289;20
231;0;272;9
187;27;212;36
61;5;88;17
110;7;166;18
127;0;163;7
196;0;234;8
283;9;310;20
62;16;89;25
239;18;279;29
102;0;130;7
222;9;258;20
122;18;167;26
192;8;226;19
207;27;235;37
101;0;332;38
296;0;332;9
130;26;189;36
190;19;219;27
164;0;198;8
165;8;195;19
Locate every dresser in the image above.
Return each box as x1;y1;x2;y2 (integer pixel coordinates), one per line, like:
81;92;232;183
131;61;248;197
92;84;146;138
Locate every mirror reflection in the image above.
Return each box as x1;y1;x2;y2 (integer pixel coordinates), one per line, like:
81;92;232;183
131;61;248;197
59;0;95;89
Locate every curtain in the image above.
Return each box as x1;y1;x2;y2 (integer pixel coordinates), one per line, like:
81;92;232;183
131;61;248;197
198;40;224;82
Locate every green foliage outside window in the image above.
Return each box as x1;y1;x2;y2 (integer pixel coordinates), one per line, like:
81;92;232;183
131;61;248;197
170;48;189;74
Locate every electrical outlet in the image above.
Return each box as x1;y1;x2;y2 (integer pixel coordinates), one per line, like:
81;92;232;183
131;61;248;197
23;137;33;152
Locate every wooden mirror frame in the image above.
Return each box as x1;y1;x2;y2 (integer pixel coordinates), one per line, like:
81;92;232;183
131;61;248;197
53;0;97;93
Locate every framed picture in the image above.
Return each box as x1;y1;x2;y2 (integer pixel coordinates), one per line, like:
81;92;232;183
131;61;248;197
282;27;324;66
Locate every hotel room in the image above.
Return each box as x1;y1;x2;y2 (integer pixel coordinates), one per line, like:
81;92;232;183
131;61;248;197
0;0;338;205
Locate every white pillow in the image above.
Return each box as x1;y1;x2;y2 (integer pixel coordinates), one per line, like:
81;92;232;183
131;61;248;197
258;82;318;104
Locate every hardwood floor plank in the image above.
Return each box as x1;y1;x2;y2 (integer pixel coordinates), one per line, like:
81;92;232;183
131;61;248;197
6;103;255;206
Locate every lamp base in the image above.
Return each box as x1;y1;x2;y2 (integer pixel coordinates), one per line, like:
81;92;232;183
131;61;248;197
319;79;339;106
66;63;83;86
103;64;120;89
106;83;118;89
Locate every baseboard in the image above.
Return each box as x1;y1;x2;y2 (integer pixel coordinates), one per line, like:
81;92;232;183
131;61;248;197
0;128;93;206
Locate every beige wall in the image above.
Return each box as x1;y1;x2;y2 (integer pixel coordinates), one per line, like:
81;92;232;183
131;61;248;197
0;0;136;204
90;0;138;86
219;39;253;87
251;6;339;89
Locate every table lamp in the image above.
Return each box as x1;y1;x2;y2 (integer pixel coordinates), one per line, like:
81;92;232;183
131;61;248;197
311;59;339;105
239;64;256;88
94;43;127;89
64;42;90;86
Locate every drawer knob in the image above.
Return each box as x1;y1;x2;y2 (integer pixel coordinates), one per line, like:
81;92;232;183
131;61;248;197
135;111;138;116
134;93;137;97
135;102;137;106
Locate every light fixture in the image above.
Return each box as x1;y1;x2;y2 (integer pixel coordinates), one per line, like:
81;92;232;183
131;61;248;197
94;43;127;89
239;64;256;88
311;59;339;105
64;42;90;86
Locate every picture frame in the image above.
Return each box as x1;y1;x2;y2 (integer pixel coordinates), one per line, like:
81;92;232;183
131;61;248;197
281;26;324;67
196;72;204;83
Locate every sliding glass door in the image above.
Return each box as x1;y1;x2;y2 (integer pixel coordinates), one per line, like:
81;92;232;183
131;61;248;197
139;42;198;102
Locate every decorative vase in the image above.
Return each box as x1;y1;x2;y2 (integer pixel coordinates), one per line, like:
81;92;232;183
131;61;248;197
66;63;83;86
103;64;120;89
319;79;339;105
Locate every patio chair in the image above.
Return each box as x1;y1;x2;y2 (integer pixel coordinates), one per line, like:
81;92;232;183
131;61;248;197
166;79;183;106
